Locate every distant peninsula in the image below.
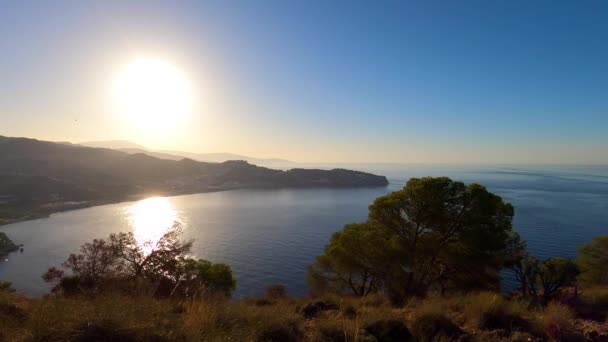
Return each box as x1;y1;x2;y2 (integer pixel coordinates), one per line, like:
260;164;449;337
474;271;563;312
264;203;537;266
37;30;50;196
0;136;388;225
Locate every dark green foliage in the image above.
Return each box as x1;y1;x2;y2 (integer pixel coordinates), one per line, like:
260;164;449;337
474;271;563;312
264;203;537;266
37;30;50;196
309;177;515;301
308;222;387;296
172;257;236;297
369;177;514;299
577;235;608;286
365;320;413;342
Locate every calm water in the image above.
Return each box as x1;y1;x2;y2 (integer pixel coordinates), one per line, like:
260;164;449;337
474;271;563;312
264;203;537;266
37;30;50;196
1;164;607;297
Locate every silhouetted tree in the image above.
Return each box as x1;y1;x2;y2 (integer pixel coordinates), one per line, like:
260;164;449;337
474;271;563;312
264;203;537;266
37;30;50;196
43;224;235;298
536;257;579;304
505;232;540;297
108;225;192;281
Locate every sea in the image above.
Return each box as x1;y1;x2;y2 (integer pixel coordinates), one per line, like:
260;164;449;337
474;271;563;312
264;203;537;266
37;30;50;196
1;164;607;297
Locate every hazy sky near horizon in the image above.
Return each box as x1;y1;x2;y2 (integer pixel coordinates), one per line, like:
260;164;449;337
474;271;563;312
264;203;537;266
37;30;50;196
1;1;607;163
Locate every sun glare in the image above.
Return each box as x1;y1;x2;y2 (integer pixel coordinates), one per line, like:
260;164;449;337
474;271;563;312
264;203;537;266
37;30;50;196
127;197;178;254
112;58;191;132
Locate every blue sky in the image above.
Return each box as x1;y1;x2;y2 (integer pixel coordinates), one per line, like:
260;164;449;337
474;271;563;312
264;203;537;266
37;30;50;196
0;1;606;163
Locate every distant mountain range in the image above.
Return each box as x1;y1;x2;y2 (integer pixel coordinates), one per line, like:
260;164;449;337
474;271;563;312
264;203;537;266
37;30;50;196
80;140;293;165
0;136;388;225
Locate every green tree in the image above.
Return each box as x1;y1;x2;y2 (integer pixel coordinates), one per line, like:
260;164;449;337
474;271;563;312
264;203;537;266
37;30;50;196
536;258;579;304
308;177;515;301
577;234;608;286
173;257;236;297
308;222;389;296
368;177;514;299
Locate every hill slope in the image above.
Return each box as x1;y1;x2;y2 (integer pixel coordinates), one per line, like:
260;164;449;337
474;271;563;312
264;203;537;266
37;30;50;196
0;136;387;224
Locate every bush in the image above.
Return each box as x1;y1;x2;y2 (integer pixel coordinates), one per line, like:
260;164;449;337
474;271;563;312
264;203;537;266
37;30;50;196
265;284;288;299
0;281;15;293
462;292;531;333
255;298;276;307
342;305;357;319
365;319;413;342
577;235;608;286
256;321;303;342
575;287;608;321
71;320;168;342
314;322;349;342
0;302;27;322
301;300;339;318
410;300;463;341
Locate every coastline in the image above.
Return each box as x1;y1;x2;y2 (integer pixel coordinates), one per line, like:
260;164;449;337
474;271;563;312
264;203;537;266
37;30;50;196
0;183;389;227
0;186;238;227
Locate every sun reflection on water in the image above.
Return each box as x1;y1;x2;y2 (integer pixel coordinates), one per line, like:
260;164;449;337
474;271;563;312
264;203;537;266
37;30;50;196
127;197;178;252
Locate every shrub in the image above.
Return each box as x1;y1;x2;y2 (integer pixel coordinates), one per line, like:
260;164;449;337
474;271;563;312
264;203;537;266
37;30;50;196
301;300;339;318
365;319;413;342
342;305;357;319
410;300;463;341
577;235;608;286
71;320;168;342
255;298;275;307
256;321;303;342
462;292;531;333
265;284;288;299
0;281;15;293
575;287;608;321
0;302;27;322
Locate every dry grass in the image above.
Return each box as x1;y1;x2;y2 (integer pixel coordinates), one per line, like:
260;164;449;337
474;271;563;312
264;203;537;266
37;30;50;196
408;297;463;342
538;302;577;341
2;288;606;341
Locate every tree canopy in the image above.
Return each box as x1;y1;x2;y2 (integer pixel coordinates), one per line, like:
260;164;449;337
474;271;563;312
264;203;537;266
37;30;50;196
43;224;235;298
576;234;608;286
309;177;515;301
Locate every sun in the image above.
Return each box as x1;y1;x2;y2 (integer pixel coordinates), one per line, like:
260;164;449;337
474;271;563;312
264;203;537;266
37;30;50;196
112;58;191;132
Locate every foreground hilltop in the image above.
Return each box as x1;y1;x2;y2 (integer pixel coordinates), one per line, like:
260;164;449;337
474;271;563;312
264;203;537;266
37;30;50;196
0;136;387;224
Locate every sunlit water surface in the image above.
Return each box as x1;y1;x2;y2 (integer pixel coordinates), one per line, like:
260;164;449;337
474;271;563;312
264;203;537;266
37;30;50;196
1;164;607;296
